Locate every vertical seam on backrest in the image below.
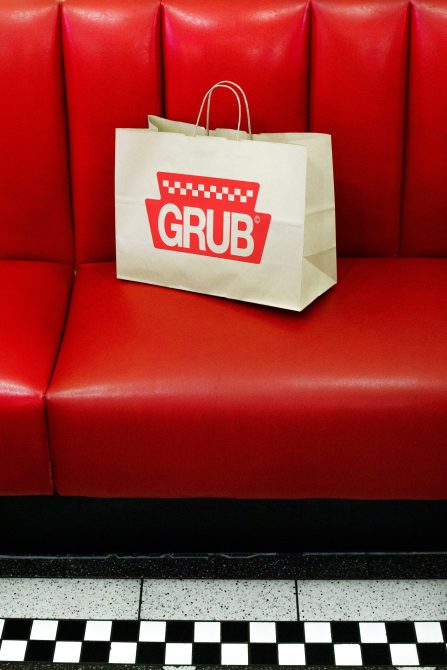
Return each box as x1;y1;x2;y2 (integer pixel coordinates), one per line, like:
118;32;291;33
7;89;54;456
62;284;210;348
58;0;76;270
397;0;412;257
59;0;79;270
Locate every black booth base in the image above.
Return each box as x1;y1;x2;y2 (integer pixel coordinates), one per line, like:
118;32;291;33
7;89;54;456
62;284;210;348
0;496;446;558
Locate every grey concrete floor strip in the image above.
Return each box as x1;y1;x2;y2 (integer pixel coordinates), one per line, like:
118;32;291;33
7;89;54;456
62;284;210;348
296;579;447;621
0;578;140;620
140;579;297;621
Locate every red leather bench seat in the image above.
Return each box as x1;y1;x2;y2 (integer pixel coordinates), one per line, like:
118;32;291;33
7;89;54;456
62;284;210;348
0;0;73;494
47;258;447;499
44;0;447;500
2;0;447;500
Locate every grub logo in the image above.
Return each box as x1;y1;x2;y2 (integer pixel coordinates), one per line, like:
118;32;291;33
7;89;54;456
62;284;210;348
145;172;271;264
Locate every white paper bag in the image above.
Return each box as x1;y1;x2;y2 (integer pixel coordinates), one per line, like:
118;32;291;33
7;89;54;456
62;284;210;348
115;81;336;311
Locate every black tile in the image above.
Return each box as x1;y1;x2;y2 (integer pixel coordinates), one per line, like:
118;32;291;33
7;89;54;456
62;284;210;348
65;555;218;579
441;620;447;641
136;641;166;664
249;643;278;664
56;619;86;641
304;554;368;579
304;642;335;665
214;554;306;579
0;558;66;578
80;641;111;663
24;640;56;662
1;552;446;580
276;621;305;643
65;557;145;579
385;621;416;643
165;620;194;642
63;554;306;579
417;642;447;665
361;642;392;665
2;619;32;640
367;553;447;579
111;620;140;642
192;642;221;664
331;621;360;643
221;621;250;643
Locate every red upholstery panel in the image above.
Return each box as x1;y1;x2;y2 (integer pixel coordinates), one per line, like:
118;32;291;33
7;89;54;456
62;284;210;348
0;262;72;495
62;0;162;263
0;0;72;263
162;0;309;133
310;0;409;257
47;260;447;499
401;0;447;256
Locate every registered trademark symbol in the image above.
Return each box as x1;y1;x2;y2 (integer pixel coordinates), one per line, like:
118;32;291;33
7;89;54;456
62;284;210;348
254;215;260;224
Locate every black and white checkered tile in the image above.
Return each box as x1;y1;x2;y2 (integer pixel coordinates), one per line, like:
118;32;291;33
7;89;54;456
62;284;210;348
0;618;447;666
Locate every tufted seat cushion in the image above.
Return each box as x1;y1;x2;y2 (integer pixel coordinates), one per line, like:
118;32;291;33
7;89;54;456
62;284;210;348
47;259;447;499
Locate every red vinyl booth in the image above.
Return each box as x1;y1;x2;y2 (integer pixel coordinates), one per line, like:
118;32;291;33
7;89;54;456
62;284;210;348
1;0;446;502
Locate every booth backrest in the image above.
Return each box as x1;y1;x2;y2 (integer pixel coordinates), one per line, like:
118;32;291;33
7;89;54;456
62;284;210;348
2;0;447;263
61;0;162;264
401;0;447;256
0;0;72;263
310;0;408;256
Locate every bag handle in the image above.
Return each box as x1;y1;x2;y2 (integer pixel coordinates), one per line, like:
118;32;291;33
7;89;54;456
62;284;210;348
206;81;253;139
194;83;242;138
194;81;252;140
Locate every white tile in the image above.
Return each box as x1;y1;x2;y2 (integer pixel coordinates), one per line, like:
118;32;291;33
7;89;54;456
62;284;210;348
304;621;332;642
415;621;444;642
359;621;388;643
109;642;137;664
0;578;140;619
334;643;362;666
53;641;82;663
194;622;220;642
164;643;192;665
278;643;306;665
30;619;58;640
297;580;447;620
84;620;112;641
0;640;27;661
139;620;166;642
221;643;249;665
141;579;296;620
390;643;419;665
249;622;276;642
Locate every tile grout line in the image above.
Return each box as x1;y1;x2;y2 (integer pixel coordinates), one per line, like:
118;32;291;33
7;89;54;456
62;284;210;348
137;579;144;620
295;580;300;622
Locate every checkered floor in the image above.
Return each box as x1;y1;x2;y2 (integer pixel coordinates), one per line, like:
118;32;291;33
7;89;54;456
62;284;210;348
0;618;446;666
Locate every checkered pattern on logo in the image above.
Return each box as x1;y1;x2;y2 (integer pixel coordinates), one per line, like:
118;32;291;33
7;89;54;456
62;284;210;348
160;178;254;203
0;618;446;665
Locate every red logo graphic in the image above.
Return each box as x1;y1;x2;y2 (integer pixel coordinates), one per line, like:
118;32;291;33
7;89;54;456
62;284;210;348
145;172;271;264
